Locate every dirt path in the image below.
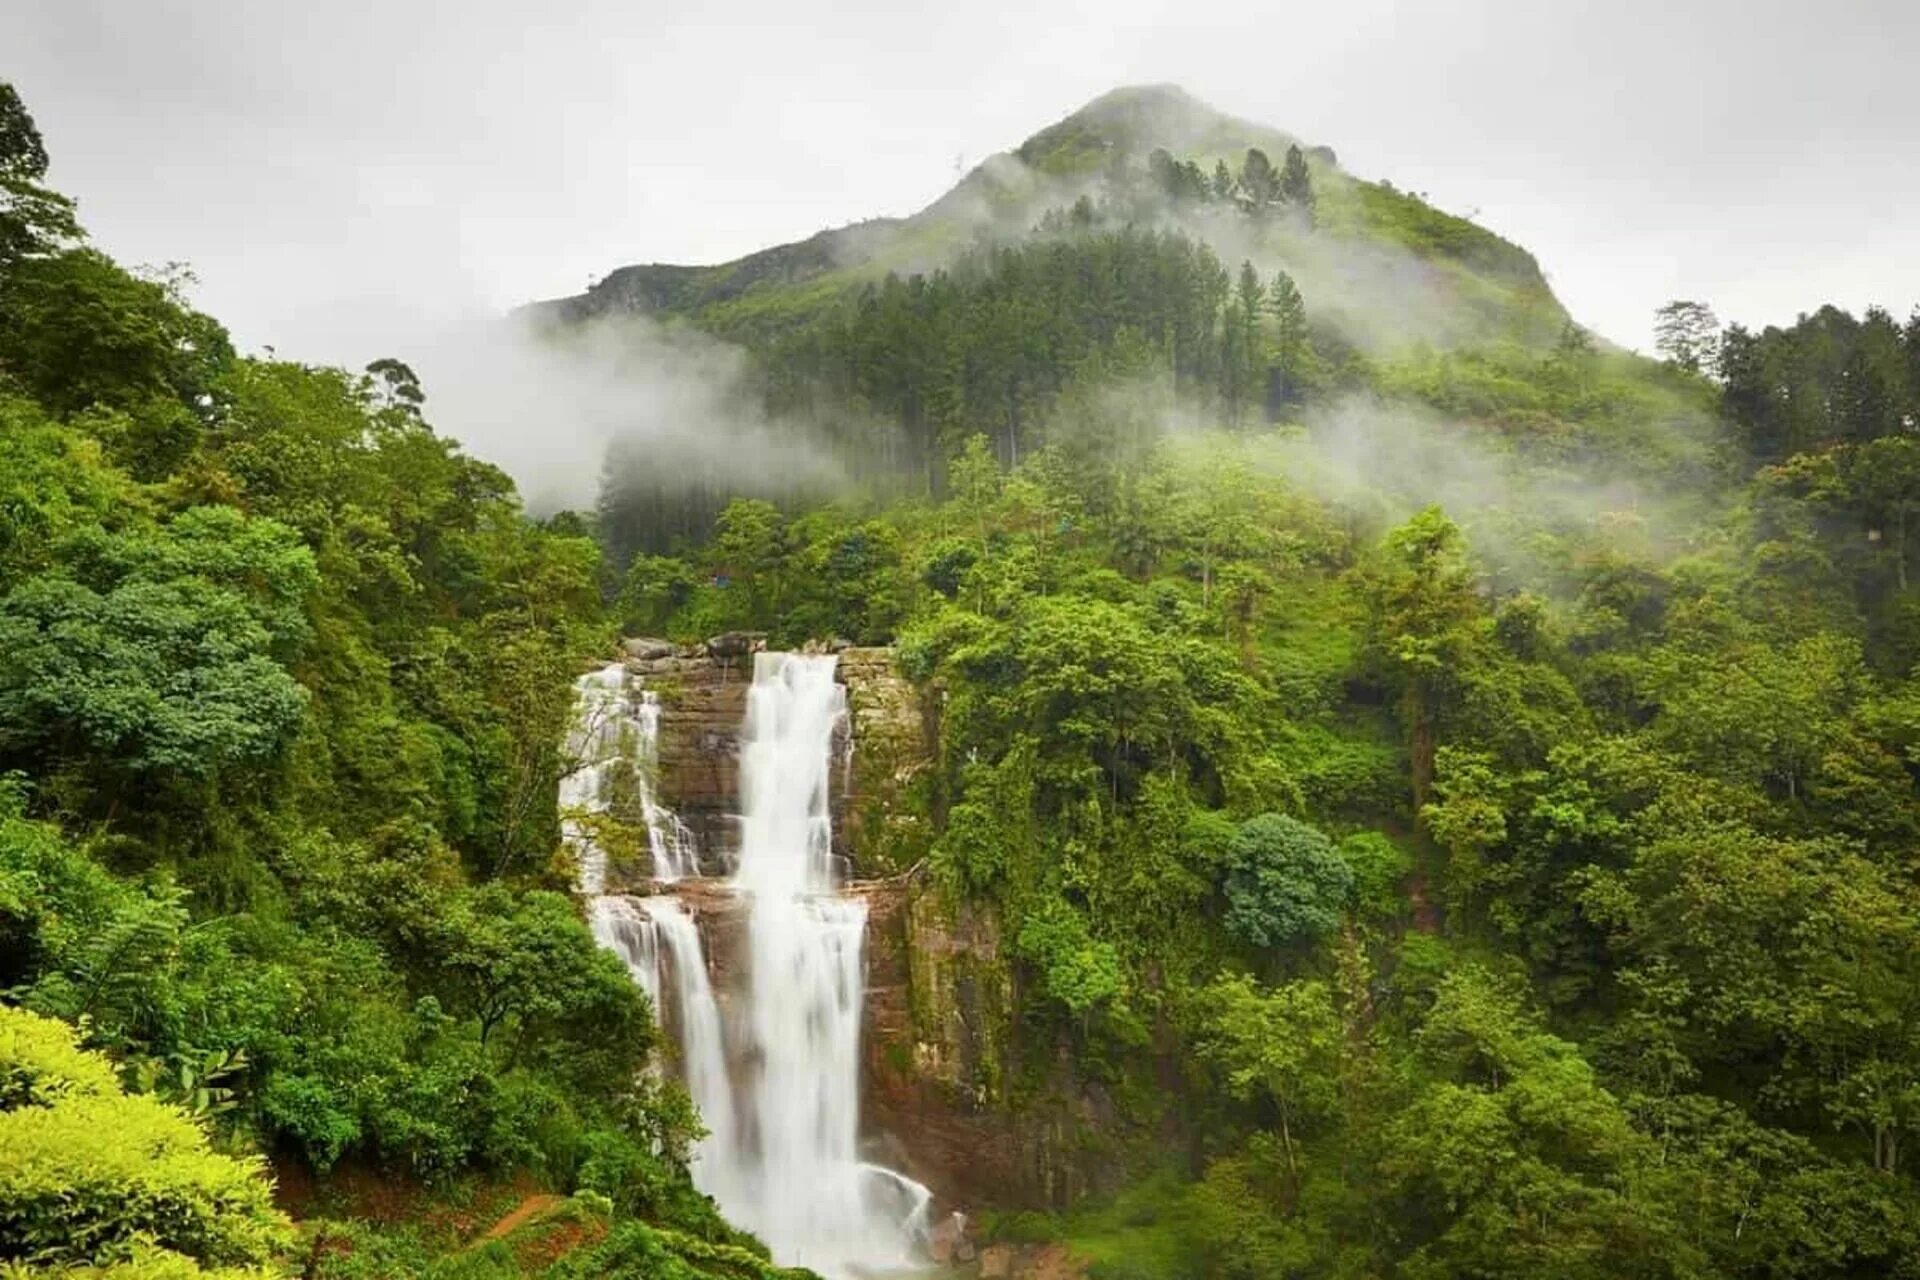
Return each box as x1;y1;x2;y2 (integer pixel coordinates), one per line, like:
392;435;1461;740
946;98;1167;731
480;1193;561;1242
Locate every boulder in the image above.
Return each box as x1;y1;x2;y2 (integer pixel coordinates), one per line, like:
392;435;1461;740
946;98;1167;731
621;636;676;661
978;1245;1016;1280
704;631;766;659
927;1211;968;1264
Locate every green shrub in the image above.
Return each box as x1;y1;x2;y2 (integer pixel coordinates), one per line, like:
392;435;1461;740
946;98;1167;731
1337;830;1413;923
0;1005;290;1270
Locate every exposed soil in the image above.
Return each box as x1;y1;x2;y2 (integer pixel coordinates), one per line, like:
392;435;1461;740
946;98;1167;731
482;1193;563;1241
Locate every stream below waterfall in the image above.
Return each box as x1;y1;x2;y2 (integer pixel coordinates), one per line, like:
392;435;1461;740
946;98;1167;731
562;653;932;1278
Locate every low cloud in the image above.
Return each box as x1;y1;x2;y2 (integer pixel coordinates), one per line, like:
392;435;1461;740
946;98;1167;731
414;311;848;516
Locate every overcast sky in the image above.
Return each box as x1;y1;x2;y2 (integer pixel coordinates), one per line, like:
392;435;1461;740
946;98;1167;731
13;0;1919;374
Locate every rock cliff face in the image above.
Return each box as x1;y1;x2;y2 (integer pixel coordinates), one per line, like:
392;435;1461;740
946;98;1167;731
628;648;751;877
622;643;928;880
859;876;1024;1206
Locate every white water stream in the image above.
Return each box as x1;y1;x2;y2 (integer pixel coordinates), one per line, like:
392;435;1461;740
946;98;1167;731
561;654;930;1278
562;665;697;892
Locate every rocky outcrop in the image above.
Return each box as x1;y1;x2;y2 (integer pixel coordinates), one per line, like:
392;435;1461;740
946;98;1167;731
837;647;934;876
859;876;1126;1213
622;641;930;880
859;875;1020;1208
626;648;752;875
621;636;676;661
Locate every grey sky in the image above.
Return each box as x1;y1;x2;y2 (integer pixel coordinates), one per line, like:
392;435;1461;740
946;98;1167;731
12;0;1919;375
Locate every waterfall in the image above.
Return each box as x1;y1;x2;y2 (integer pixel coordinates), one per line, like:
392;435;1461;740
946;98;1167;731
722;653;930;1275
588;895;663;1011
561;663;697;889
636;690;700;882
639;896;737;1173
560;663;626;896
562;654;930;1280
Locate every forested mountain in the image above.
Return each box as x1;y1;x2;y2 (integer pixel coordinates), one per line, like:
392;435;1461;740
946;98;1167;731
6;72;1920;1280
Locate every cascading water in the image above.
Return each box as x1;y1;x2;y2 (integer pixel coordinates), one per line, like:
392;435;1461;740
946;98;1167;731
635;690;700;883
560;663;627;897
561;654;930;1280
562;664;698;891
635;895;737;1173
722;653;931;1274
587;895;663;1012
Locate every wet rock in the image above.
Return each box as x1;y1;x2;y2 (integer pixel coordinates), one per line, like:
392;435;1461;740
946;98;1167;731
621;636;676;661
703;631;766;660
627;640;932;877
927;1210;969;1264
837;647;933;875
861;877;1028;1208
647;655;750;871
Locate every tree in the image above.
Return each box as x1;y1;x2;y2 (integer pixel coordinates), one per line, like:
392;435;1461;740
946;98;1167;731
705;497;786;629
0;81;80;267
1593;826;1920;1174
1365;509;1481;808
1279;145;1315;223
1240;148;1278;206
1224;261;1266;425
1268;270;1308;405
435;885;649;1063
1653;300;1720;374
947;432;1002;544
0;575;308;786
1383;967;1698;1277
1015;896;1125;1018
1651;630;1858;801
365;355;426;417
1834;306;1909;442
0;251;233;424
617;552;697;635
1848;435;1920;589
1212;158;1234;201
1221;813;1354;948
1199;974;1342;1178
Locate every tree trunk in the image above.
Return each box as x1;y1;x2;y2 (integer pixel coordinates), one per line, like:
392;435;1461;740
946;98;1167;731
1409;691;1437;812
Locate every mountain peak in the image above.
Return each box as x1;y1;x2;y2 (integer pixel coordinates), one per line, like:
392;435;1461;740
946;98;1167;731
1017;83;1305;178
1076;82;1208;114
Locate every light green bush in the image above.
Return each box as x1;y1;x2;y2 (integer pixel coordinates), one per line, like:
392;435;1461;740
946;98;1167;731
0;1005;290;1271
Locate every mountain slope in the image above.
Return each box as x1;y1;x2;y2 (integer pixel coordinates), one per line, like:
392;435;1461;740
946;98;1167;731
527;85;1565;349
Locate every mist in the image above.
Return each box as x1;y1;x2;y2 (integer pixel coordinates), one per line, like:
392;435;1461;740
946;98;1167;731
412;311;848;516
1281;394;1703;582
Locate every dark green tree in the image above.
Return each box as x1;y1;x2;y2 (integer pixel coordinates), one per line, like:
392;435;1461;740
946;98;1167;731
1279;144;1315;222
1240;147;1278;206
1653;299;1721;374
1221;813;1354;948
0;81;79;267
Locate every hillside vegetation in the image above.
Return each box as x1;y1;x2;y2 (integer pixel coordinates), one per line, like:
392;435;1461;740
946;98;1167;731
6;71;1920;1280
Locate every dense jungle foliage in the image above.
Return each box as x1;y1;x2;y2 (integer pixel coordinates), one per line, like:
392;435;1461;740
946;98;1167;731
0;82;807;1279
9;70;1920;1279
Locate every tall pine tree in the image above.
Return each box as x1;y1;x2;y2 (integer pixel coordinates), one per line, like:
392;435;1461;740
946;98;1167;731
1268;269;1308;408
1280;145;1315;225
